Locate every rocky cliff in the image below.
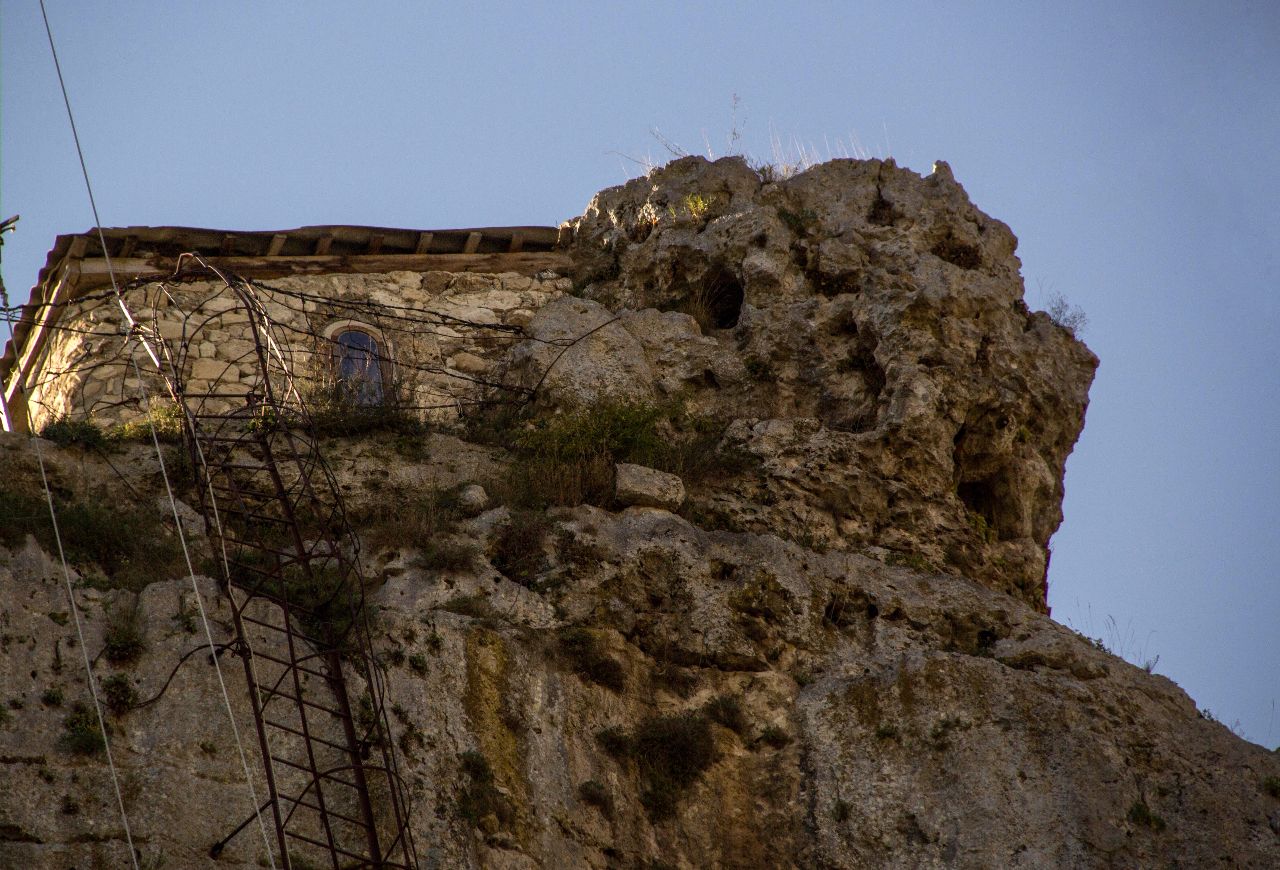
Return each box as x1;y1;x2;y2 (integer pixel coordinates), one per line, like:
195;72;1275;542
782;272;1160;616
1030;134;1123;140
1;157;1276;868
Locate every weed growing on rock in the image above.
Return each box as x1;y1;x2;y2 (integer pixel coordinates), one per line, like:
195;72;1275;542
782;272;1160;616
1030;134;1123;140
103;603;146;664
107;404;186;444
1046;292;1088;336
59;702;104;755
595;726;633;759
100;674;138;715
559;627;626;692
631;713;716;819
413;539;479;573
474;398;757;510
490;510;552;586
438;594;498;622
457;750;514;830
1127;800;1167;832
758;724;792;749
39;417;110;450
704;694;748;736
578;780;613;818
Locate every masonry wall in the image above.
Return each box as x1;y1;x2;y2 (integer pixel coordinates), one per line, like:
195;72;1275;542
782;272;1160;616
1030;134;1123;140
22;269;571;431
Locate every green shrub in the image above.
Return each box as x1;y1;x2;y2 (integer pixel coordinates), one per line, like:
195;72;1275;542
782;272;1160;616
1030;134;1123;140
40;417;109;450
305;380;426;438
413;539;478;572
578;780;613;817
59;702;105;755
632;713;716;819
474;399;758;510
100;674;138;714
595;726;633;759
490;510;552;586
758;724;791;749
103;604;146;664
704;694;748;736
0;485;186;593
1263;775;1280;799
457;750;514;828
1127;800;1166;832
438;594;497;621
107;404;185;444
40;687;64;707
559;628;626;692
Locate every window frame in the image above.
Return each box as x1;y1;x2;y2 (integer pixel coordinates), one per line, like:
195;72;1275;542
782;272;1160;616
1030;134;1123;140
322;321;394;406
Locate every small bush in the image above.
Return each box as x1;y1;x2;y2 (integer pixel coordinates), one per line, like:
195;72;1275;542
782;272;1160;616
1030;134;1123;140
474;399;758;510
0;485;186;593
595;726;633;759
833;799;852;822
40;687;65;707
40;417;109;450
59;702;105;755
490;510;552;586
1046;292;1088;336
457;750;514;829
107;404;185;444
413;539;478;573
758;724;791;749
1127;800;1166;832
578;780;613;817
559;628;625;692
103;604;146;664
1263;775;1280;799
408;653;429;675
100;674;138;715
704;694;748;736
305;380;426;439
631;713;716;820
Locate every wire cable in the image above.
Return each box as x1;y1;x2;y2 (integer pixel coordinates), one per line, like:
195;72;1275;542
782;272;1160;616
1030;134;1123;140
33;436;140;870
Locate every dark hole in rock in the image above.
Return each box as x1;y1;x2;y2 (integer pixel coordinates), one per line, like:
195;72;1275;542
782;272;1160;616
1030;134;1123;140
701;368;721;389
956;478;998;528
932;235;983;270
703;267;745;329
868;194;899;226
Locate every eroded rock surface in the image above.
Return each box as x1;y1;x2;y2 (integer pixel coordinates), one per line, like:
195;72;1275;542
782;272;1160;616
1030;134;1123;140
2;159;1273;869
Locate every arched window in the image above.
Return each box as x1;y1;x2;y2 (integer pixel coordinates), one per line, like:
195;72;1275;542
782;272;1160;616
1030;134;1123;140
333;328;385;405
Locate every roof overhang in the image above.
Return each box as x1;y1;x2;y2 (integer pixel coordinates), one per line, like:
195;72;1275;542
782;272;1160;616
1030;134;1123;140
1;223;568;432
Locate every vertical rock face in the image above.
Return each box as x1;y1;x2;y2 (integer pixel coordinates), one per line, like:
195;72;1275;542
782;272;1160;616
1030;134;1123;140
3;161;1276;870
554;155;1098;609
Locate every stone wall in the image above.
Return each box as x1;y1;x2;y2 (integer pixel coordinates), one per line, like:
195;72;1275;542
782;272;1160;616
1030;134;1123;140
21;269;571;431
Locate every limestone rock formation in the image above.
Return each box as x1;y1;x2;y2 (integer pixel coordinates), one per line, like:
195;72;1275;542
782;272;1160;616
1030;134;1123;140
1;158;1276;869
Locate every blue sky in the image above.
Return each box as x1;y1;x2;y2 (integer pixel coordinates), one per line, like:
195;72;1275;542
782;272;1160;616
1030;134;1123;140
4;1;1277;744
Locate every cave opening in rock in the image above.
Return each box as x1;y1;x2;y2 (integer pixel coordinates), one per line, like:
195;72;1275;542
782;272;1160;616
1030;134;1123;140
701;267;744;329
957;478;999;530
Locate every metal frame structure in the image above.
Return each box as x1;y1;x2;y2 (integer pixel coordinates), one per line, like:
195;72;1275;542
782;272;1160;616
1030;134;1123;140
156;263;418;869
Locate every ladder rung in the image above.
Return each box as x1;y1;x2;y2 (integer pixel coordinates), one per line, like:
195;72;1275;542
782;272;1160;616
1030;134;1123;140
281;829;371;864
276;792;371;830
269;755;359;790
264;718;355;755
254;683;344;719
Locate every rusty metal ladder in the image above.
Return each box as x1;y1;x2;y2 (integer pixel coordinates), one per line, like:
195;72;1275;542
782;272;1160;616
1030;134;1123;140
162;276;417;869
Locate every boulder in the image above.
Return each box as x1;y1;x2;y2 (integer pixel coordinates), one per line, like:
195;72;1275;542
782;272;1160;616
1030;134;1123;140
614;462;685;510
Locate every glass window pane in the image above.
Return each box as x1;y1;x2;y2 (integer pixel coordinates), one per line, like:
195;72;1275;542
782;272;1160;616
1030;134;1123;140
335;330;383;405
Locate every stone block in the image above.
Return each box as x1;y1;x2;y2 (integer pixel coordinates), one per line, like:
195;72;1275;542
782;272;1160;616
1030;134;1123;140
614;463;685;511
